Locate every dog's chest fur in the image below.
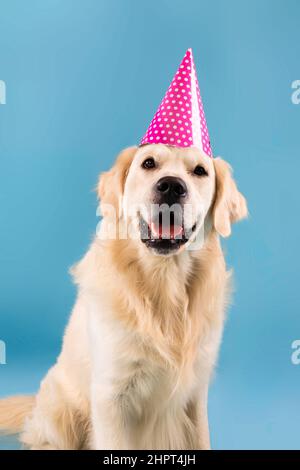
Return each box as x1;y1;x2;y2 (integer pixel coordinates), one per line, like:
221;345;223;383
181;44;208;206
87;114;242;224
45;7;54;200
77;236;227;448
88;294;204;449
68;234;228;448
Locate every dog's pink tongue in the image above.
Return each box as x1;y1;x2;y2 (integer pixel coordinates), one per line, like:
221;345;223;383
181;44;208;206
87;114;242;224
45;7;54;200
151;222;183;239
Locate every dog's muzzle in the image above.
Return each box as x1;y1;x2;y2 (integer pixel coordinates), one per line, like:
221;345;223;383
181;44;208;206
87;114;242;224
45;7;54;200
139;207;197;255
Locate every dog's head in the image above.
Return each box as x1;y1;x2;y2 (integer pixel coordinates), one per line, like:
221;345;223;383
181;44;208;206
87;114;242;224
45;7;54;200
98;145;247;255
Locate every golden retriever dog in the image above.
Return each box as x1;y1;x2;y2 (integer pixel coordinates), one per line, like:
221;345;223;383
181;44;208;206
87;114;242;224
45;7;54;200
0;144;247;449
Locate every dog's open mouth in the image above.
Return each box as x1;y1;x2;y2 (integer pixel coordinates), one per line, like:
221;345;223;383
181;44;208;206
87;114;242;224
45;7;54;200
139;212;197;254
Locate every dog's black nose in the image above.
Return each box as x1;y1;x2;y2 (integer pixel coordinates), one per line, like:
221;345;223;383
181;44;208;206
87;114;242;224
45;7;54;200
155;176;187;203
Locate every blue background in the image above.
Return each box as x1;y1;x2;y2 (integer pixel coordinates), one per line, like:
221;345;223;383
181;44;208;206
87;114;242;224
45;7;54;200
0;0;299;450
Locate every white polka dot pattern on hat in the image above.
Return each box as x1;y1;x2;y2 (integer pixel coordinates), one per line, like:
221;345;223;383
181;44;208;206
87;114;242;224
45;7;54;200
140;48;212;157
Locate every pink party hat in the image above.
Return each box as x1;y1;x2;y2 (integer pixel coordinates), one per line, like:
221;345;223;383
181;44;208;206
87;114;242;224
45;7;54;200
140;48;212;157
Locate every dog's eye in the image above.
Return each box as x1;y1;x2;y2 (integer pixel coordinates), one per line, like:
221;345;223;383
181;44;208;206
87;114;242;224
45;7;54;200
194;165;208;177
142;157;156;170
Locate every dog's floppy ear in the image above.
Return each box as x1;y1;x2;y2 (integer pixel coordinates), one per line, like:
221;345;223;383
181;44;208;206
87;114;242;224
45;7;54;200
212;157;248;237
98;146;137;216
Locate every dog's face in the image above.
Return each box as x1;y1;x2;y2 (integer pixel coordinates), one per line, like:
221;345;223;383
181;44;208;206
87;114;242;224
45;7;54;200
123;144;216;255
98;145;247;256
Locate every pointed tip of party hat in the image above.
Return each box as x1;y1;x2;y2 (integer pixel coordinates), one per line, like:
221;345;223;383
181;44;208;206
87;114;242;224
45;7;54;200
140;48;212;157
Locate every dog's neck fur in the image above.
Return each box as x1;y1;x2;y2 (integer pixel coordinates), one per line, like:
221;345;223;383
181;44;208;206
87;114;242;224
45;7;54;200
104;230;227;373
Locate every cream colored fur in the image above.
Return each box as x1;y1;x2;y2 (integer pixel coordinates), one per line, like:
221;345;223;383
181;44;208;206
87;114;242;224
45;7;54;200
0;145;247;449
